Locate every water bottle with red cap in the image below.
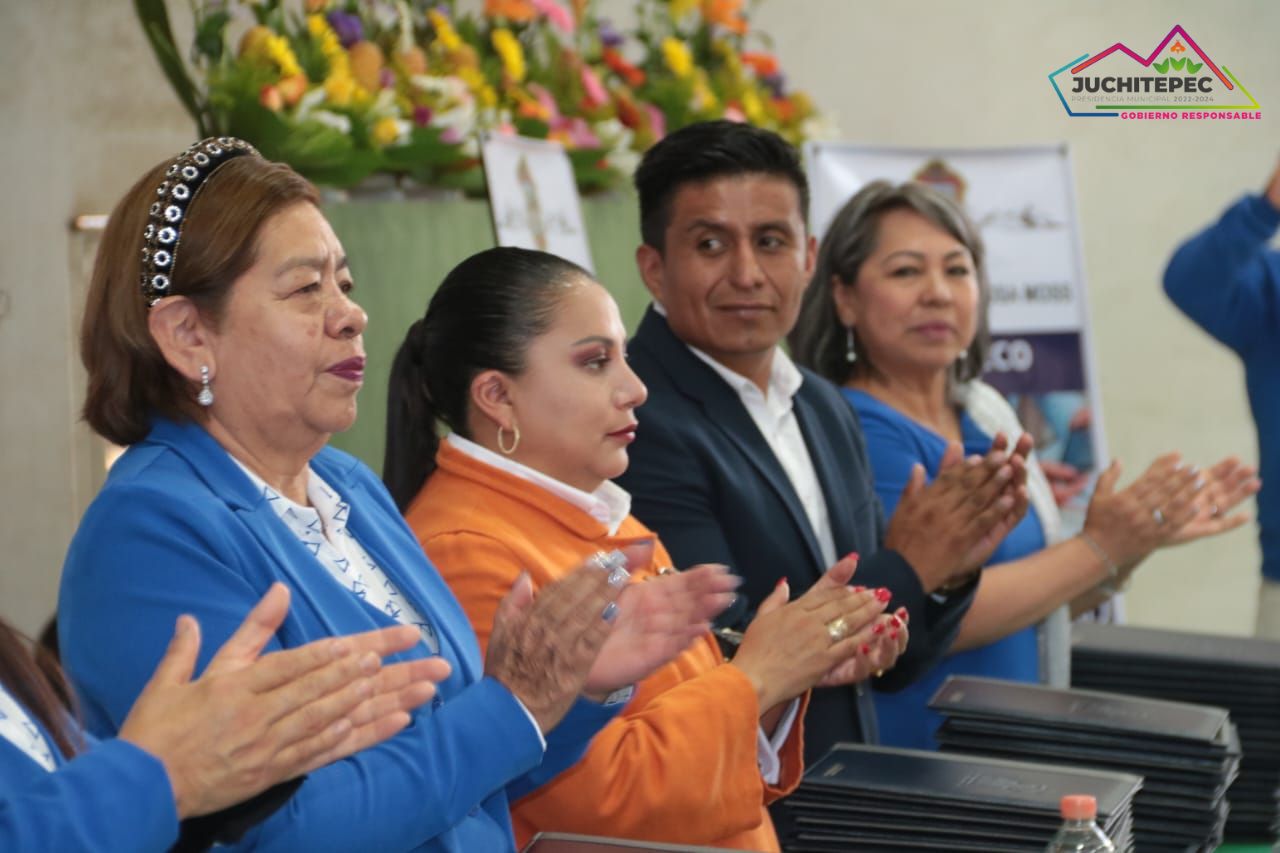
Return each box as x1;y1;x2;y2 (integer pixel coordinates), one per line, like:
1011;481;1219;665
1045;794;1116;852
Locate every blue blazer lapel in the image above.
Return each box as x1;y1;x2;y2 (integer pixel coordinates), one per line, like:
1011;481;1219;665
633;308;828;570
143;419;481;682
316;454;484;684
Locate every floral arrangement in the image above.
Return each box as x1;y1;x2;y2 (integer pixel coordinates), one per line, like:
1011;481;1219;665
137;0;827;191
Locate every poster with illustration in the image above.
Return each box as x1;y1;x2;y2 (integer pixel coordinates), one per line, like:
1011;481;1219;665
481;133;594;273
805;143;1106;541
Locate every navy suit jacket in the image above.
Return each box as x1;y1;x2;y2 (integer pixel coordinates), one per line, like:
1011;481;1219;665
617;308;975;765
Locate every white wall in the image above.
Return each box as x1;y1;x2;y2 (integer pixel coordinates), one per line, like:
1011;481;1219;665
2;0;1277;636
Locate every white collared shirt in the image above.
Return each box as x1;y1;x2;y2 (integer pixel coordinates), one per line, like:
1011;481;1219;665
0;684;56;771
653;303;837;569
446;434;632;535
449;428;798;782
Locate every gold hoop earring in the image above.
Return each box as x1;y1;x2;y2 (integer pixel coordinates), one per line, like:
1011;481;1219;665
497;423;520;455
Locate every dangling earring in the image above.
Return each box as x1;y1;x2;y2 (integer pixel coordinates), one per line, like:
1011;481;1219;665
196;365;214;407
845;326;858;364
497;422;521;455
955;349;969;374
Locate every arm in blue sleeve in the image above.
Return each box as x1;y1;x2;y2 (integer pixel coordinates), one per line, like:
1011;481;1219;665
0;739;178;853
58;486;547;852
1162;193;1280;354
505;695;621;802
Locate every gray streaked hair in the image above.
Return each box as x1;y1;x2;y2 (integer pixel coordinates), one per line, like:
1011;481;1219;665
789;180;991;387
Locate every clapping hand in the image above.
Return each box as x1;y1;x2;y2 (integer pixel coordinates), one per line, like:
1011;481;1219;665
1166;456;1260;545
120;584;450;819
585;542;739;695
885;432;1032;591
485;552;625;733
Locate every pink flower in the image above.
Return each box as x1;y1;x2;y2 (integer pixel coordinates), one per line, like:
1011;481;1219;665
413;105;433;127
580;64;608;108
529;83;562;122
723;105;747;123
644;104;667;139
557;116;600;148
531;0;574;33
441;127;463;144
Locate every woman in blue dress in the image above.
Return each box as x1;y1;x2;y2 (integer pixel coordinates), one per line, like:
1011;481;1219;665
790;180;1260;749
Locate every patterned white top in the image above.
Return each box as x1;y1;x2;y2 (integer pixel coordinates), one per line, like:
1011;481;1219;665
233;460;439;653
0;683;56;771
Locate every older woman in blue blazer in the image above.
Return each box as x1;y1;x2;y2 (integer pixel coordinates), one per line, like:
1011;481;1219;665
56;139;728;853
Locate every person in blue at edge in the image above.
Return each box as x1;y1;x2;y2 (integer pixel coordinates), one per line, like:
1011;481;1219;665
1164;157;1280;639
790;179;1260;749
2;582;449;851
56;138;729;852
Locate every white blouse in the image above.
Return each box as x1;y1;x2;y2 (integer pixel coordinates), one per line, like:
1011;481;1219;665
0;683;56;771
232;460;438;653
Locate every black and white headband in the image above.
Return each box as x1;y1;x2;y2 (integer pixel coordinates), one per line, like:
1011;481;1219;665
139;136;259;306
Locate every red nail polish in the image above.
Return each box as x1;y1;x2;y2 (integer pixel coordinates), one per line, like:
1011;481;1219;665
891;616;902;629
889;631;899;640
875;587;892;603
776;578;787;589
860;644;871;655
896;607;909;623
873;624;885;635
844;551;859;562
852;585;867;593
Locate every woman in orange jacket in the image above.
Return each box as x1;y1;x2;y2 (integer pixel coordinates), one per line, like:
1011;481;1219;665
383;247;909;851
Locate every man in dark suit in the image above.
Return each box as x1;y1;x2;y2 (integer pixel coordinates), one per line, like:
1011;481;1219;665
615;121;1030;775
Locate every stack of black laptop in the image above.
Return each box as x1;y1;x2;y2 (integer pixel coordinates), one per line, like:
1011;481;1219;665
1071;622;1280;842
928;675;1239;852
781;742;1139;852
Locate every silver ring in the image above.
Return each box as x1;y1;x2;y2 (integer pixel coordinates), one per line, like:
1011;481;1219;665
602;602;619;623
591;550;631;587
1152;508;1166;525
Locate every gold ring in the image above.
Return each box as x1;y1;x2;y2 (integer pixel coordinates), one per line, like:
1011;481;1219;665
874;669;884;678
826;617;849;643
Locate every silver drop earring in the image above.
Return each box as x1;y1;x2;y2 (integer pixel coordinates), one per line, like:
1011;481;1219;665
197;365;214;407
845;327;858;363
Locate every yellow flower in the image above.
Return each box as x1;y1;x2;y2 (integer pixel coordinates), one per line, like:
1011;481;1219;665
428;10;463;53
325;74;356;106
459;67;498;107
371;117;402;147
661;37;692;78
692;70;718;111
491;28;526;83
741;87;766;124
265;34;303;79
670;0;697;20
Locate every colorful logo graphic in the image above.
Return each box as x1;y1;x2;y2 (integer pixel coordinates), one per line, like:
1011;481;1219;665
1049;25;1261;120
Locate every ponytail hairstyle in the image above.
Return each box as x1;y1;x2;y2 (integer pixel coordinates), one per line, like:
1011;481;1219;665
0;617;83;760
383;247;591;510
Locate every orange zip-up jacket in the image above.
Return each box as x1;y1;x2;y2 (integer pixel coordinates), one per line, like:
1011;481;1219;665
404;440;807;851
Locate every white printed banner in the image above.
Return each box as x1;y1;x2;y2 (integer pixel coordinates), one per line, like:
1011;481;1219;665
481;133;594;272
